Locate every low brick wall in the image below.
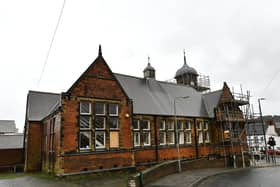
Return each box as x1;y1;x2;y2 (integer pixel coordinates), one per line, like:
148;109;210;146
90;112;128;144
128;157;249;187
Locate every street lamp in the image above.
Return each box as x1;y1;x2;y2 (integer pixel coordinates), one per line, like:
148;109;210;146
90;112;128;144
174;96;189;173
258;98;269;162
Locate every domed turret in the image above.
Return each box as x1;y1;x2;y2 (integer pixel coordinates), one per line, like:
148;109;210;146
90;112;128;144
175;61;198;77
143;57;155;79
175;50;198;87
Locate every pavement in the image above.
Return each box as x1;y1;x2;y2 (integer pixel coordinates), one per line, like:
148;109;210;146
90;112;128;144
146;168;235;187
147;161;280;187
0;174;127;187
1;160;279;187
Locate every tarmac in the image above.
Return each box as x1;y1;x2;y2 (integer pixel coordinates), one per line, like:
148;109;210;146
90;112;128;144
0;160;279;187
147;161;280;187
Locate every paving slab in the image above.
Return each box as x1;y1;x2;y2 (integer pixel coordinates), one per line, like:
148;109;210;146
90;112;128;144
147;168;231;187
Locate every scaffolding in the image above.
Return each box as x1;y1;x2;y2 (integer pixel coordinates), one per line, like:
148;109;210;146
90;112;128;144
165;74;210;92
215;86;250;168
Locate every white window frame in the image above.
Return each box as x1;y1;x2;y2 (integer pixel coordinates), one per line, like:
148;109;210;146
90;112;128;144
205;131;210;143
159;131;166;145
204;122;209;130
79;115;91;130
95;116;106;130
186;121;192;130
134;131;140;147
197;122;202;130
143;131;151;146
186;131;192;144
142;120;150;130
95;103;106;115
109;103;119;116
109;117;119;130
167;131;175;145
167;121;174;130
133;120;140;130
177;121;184;130
160;120;166;130
95;131;106;149
198;131;203;143
80;102;91;115
179;131;184;145
79;131;91;150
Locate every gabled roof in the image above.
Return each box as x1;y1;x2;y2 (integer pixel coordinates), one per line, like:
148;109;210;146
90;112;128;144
115;73;209;117
0;120;17;133
27;91;61;121
266;125;278;136
202;90;223;118
0;134;23;149
246;122;268;136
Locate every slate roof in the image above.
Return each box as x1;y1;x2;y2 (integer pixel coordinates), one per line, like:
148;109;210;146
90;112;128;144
27;91;61;121
0;134;23;149
115;73;210;117
0;120;17;134
246;122;268;136
26;75;223;121
202;90;223;118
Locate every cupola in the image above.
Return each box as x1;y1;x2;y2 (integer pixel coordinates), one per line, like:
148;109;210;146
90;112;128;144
175;50;198;87
143;57;155;79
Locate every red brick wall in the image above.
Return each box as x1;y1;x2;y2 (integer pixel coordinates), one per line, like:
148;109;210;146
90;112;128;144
59;55;133;174
63;152;133;173
0;149;23;166
41;113;62;173
25;121;43;172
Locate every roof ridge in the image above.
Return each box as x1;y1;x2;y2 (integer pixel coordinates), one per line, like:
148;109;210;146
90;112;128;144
203;89;223;96
29;90;60;95
114;72;198;89
0;120;15;122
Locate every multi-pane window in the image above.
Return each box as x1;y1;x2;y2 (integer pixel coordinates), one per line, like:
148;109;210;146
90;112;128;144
80;102;91;114
204;121;210;143
204;122;208;130
133;119;151;147
109;104;119;131
80;131;91;149
94;102;106;149
95;103;105;115
167;131;175;144
95;131;105;148
79;102;92;150
167;121;175;144
197;122;202;130
205;131;210;142
159;120;166;145
78;101;120;151
186;121;191;130
197;121;204;144
198;131;203;143
177;121;184;144
185;121;192;144
80;116;91;129
142;120;151;146
133;119;141;147
179;132;184;144
186;131;192;144
160;119;193;145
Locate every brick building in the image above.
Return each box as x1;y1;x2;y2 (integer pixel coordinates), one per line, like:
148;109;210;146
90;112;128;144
0;120;24;172
24;46;248;175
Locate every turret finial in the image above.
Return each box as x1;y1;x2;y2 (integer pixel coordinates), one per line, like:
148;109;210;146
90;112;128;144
98;44;102;56
183;49;187;65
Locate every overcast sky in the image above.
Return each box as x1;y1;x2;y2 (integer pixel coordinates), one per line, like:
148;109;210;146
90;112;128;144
1;0;280;132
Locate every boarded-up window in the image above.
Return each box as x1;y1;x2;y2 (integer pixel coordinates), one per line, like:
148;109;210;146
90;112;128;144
110;131;119;148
